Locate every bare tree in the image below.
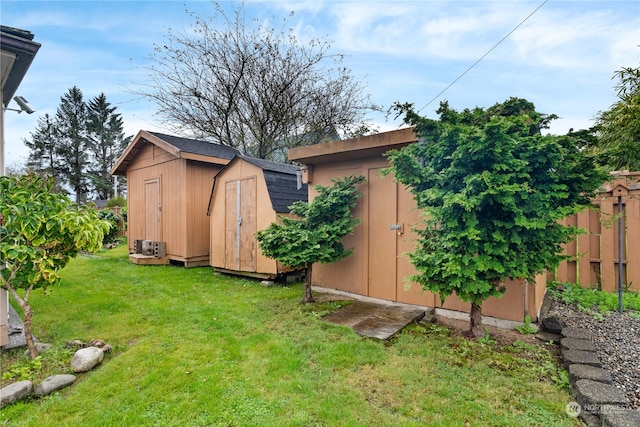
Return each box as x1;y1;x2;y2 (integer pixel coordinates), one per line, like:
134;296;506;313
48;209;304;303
138;2;378;161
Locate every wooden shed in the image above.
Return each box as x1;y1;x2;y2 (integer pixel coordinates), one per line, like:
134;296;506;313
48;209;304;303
208;155;308;278
111;130;240;267
288;127;547;323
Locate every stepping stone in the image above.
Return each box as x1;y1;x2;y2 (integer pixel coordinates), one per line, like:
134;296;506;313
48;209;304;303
562;349;602;369
323;301;381;328
561;337;597;352
568;364;612;384
562;327;594;341
353;307;425;340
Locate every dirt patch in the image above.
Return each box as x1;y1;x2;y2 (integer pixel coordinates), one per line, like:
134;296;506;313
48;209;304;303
435;315;549;348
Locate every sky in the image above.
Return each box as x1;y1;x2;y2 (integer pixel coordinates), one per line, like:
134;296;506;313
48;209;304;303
2;0;639;168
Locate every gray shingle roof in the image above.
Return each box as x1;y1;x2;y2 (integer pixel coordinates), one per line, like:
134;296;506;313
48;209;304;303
149;132;240;160
216;155;307;213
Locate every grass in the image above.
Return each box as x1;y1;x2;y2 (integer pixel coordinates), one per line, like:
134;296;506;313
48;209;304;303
1;243;580;426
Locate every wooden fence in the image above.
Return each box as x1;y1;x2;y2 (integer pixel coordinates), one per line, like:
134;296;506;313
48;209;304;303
555;172;640;291
105;206;127;238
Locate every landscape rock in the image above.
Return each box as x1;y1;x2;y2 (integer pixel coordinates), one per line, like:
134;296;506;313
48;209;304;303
562;349;602;369
603;409;640;427
260;280;274;287
541;315;566;334
23;342;52;357
33;374;76;398
65;339;88;349
569;364;613;384
70;346;104;373
0;380;34;408
574;379;628;408
535;330;562;344
90;339;113;353
562;326;595;340
573;379;629;427
561;337;597;352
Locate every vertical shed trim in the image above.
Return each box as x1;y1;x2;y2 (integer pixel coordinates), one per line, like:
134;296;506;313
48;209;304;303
236;181;242;269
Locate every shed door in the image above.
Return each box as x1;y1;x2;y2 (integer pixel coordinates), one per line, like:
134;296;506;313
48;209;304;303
224;178;257;271
368;169;398;300
144;178;162;241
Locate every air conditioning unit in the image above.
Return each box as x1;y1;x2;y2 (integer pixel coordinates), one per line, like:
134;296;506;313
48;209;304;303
141;240;154;256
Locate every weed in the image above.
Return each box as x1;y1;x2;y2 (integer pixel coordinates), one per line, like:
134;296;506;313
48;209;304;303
515;315;537;334
2;356;42;382
477;328;496;346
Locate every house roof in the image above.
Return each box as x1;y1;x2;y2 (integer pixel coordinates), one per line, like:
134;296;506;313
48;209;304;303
111;130;240;175
1;26;41;107
209;155;308;214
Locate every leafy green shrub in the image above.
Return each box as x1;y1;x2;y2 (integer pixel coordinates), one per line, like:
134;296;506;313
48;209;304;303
105;195;126;207
97;209;120;243
548;281;640;315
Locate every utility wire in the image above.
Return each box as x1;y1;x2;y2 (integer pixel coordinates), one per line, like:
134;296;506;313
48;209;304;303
417;0;549;113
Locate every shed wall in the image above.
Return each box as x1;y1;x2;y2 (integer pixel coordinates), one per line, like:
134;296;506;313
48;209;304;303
126;143;223;265
307;156;543;322
209;160;280;275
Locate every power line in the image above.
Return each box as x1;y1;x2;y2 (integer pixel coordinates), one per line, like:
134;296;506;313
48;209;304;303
417;0;549;113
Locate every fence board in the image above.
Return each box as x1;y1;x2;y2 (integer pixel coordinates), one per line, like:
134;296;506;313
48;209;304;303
555;173;640;291
601;199;616;292
627;198;640;289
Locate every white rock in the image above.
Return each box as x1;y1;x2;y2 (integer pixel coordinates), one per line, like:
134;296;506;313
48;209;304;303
70;346;104;373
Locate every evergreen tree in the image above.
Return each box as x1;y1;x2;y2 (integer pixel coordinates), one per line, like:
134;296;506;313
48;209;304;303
386;98;607;337
23;113;64;190
55;86;90;204
87;93;131;199
256;175;365;303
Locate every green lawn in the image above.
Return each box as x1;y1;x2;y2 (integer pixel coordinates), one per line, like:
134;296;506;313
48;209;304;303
1;243;579;426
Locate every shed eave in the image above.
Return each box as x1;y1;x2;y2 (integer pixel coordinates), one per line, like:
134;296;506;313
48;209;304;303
288;126;418;165
181;152;233;165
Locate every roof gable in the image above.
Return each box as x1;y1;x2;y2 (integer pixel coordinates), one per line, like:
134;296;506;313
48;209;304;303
111;130;240;175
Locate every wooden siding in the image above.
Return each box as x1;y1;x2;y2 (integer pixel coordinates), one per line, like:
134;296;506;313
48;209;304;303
293;128;547;323
210;160;282;275
555;174;640;291
126;143;223;266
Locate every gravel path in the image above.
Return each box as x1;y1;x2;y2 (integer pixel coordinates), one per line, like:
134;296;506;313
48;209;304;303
548;299;640;409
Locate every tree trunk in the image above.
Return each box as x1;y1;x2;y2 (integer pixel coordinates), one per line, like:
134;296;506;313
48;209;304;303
302;264;316;303
22;303;38;359
469;302;484;338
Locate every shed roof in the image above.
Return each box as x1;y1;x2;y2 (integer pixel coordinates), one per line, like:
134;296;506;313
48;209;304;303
288;126;417;165
209;155;307;214
111;130;240;175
